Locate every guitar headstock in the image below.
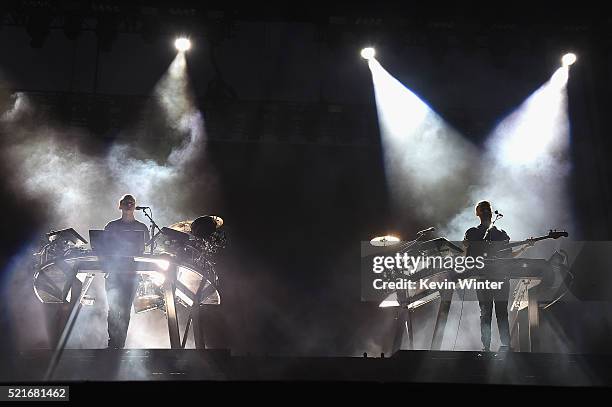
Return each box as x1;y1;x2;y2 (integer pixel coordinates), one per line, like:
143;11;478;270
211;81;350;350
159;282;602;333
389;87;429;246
548;229;569;239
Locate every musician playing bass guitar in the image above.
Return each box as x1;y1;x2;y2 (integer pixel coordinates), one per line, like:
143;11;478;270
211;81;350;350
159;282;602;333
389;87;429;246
463;200;534;352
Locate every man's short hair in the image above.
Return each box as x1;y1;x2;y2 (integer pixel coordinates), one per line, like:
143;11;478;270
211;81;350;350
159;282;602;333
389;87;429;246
119;194;136;207
475;200;491;216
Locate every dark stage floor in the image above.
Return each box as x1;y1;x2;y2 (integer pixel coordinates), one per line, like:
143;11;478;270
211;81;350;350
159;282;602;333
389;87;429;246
2;349;611;386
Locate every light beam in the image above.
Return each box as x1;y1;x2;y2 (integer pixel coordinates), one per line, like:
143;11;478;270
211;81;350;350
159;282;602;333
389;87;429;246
444;67;572;240
368;58;477;223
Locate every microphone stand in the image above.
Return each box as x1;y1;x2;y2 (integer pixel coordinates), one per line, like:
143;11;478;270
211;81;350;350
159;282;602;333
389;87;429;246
141;208;162;254
483;212;503;242
399;229;433;350
482;211;509;262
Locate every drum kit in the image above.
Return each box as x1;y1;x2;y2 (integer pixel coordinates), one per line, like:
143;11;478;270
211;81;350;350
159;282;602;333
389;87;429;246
134;214;227;313
139;214;228;312
155;215;226;272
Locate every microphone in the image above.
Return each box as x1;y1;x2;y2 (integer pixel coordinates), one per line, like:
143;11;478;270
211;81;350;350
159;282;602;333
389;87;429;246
416;226;435;235
135;206;150;210
494;210;504;217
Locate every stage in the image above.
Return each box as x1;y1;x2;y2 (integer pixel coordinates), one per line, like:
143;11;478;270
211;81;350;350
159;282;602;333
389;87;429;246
1;1;612;392
2;349;611;385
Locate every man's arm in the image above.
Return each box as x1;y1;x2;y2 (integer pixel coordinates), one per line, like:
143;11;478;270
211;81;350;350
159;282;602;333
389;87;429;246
462;229;472;255
510;238;535;257
497;228;535;257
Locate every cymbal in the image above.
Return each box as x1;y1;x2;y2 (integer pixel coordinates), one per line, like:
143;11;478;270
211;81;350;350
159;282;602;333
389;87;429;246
211;215;223;228
370;235;401;247
168;216;224;234
168;220;193;234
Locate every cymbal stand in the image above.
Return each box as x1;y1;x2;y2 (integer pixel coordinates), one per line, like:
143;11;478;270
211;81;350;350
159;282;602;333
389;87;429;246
393;231;430;352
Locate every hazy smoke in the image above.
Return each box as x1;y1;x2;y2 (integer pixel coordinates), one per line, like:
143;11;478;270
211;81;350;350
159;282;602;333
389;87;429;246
370;62;572;351
371;61;571;242
1;53;212;350
2;54;205;233
443;67;572;240
369;58;480;225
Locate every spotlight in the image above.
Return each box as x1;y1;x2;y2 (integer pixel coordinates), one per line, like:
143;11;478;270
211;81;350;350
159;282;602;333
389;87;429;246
175;37;191;52
561;53;577;67
361;47;376;60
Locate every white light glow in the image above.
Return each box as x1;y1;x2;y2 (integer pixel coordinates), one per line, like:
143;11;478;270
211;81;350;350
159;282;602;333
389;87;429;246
561;53;576;67
379;300;400;308
378;292;440;309
134;257;170;271
175;37;191;52
361;47;376;60
150;271;166;286
488;67;569;168
551;66;569;88
175;288;194;307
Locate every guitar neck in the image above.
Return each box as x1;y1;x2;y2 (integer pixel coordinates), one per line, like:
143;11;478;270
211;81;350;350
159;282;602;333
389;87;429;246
505;235;548;249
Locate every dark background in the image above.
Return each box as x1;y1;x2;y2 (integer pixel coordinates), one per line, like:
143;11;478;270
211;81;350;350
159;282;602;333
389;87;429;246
0;1;611;356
